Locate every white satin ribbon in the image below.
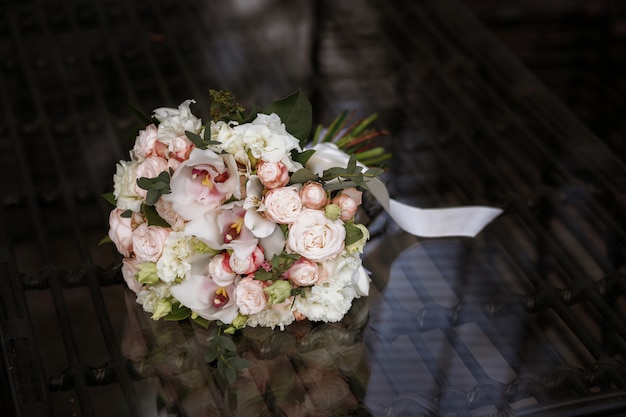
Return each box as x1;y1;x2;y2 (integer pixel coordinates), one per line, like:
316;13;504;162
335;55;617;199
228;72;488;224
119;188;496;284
307;143;502;238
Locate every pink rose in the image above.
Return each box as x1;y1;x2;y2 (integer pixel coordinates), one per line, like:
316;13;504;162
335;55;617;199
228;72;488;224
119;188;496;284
331;188;362;221
121;258;142;293
156;135;194;162
108;208;141;257
229;245;265;275
256;160;289;189
154;199;185;231
287;209;345;262
300;181;328;209
132;124;159;160
284;258;320;286
208;252;237;287
134;156;170;198
131;223;169;263
234;276;267;315
263;186;302;224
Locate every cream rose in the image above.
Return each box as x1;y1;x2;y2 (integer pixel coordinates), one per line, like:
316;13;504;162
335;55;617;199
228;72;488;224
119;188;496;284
131;223;170;263
263;186;302;224
284;258;320;286
234;276;267;315
300;181;328;209
256;160;289;189
287;208;346;262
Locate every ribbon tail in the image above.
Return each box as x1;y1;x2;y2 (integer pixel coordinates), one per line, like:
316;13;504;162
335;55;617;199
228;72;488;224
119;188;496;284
367;178;502;238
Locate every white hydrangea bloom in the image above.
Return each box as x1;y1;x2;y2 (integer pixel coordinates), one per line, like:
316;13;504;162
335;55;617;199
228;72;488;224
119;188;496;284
156;232;195;283
136;283;171;314
245;298;296;330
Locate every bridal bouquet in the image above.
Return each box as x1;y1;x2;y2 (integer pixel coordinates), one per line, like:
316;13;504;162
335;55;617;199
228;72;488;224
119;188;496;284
106;90;389;335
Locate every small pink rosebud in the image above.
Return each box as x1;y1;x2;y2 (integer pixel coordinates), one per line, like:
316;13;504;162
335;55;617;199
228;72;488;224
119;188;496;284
256;160;290;189
331;188;362;221
300;181;328;209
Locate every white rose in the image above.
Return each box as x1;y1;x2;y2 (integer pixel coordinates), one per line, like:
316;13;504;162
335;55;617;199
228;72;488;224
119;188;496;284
239;113;302;170
153;99;202;142
132;223;170;263
263;186;302;224
287;209;345;262
210;120;246;160
245;298;295;330
234;276;267;315
113;159;143;212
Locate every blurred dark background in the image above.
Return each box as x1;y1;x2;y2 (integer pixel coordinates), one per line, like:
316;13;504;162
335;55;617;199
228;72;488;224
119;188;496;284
464;0;626;160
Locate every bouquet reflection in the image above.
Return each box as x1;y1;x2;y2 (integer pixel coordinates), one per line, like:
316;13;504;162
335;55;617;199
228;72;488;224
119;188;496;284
122;289;372;417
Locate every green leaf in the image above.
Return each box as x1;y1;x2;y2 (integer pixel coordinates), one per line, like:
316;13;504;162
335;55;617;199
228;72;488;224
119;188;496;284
227;356;250;371
185;130;208;150
344;222;364;246
192;316;210;329
98;235;112;246
205;347;218;363
288;168;319;185
291;149;316;166
102;192;117;206
218;359;237;384
163;303;191;321
142;204;171;227
136;177;153;191
264;89;312;146
145;188;160;206
365;167;384;177
120;210;133;218
254;270;274;281
129;101;154;125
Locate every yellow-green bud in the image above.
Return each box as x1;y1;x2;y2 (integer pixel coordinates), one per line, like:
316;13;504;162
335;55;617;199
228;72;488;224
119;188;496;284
137;262;159;285
151;299;172;320
224;313;248;334
264;280;292;305
325;203;342;221
345;223;370;254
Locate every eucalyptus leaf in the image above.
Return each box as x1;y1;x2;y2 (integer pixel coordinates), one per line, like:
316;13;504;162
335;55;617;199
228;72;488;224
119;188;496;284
136;177;153;190
227;356;251;371
185;130;208;150
145;188;160;206
164;304;191;321
120;210;133;218
290;149;316;166
289;168;319;185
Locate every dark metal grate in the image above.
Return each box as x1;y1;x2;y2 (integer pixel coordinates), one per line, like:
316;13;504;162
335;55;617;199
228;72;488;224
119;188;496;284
1;0;626;416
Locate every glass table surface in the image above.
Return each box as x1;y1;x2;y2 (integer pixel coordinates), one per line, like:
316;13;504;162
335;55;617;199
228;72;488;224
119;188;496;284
1;0;625;416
